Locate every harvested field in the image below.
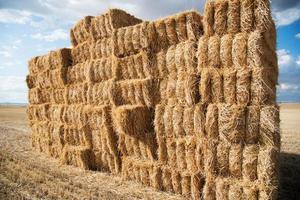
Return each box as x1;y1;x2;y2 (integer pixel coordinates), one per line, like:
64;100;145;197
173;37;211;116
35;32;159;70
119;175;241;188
0;104;298;199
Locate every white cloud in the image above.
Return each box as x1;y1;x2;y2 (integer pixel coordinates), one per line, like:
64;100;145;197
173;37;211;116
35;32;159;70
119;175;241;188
0;76;27;103
277;49;293;66
0;9;33;24
296;33;300;39
31;29;69;42
296;56;300;66
279;83;300;91
273;7;300;26
0;50;12;58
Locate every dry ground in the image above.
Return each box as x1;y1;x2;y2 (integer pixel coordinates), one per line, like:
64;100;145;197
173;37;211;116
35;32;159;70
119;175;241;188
0;104;299;199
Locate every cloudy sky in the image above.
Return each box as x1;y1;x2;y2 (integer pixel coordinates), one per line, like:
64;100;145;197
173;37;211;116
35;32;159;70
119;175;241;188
0;0;299;103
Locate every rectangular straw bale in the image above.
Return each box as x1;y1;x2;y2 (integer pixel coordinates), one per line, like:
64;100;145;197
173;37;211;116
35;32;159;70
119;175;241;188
51;88;67;104
88;57;114;83
199;69;212;103
173;105;185;137
63;125;92;147
155;50;168;77
166;45;177;77
26;75;37;89
220;34;233;67
245;106;260;144
176;139;187;170
204;140;218;176
48;122;64;146
62;105;86;126
218;104;246;143
236;68;251;105
112;105;154;137
36;70;51;88
216;178;229;200
154;20;169;50
171;170;182;194
60;145;94;170
183;107;194;136
90;130;103;151
194;103;207;138
183;40;198;74
211;69;224;103
48;105;64;122
227;0;240;34
243;187;258;200
27;104;49;121
228;184;243;199
90;37;113;60
66;83;88;104
203;180;216;200
214;0;228;36
124;26;134;55
85;105;112;130
258;186;278;200
28;88;51;104
140;163;151;186
71;41;91;65
28;56;39;75
205;104;219;140
203;0;215;36
165;17;178;46
240;0;254;32
70;16;93;46
232;33;248;68
175;13;188;42
87;81;113;105
154;104;167;162
254;0;273;32
257;146;279;184
217;142;230;176
243;144;258;181
247;31;277;68
191;172;205;199
208;36;221;68
181;173;191;196
166;138;177;168
229;144;243;178
110;78;159;107
223;68;236;104
89;9;142;42
162;167;173;192
67;62;88;84
186;137;197;172
49;67;68;88
186;11;203;41
251;67;277;105
260;106;280;147
197;36;209;70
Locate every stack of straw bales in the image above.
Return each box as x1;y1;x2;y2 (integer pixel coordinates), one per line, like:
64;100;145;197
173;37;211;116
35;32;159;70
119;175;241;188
27;1;279;199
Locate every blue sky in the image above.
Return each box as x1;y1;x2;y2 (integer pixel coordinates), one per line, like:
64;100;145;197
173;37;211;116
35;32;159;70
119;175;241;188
0;0;299;103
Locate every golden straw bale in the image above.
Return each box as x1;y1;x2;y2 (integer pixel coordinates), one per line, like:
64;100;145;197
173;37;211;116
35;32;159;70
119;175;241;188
67;62;87;84
183;41;198;74
71;41;91;65
36;70;51;89
28;56;39;75
175;13;187;41
199;69;212;103
243;187;258;200
259;186;278;200
48;122;64;146
195;139;205;171
155;50;168;77
166;45;177;76
214;0;228;36
208;36;221;68
243;144;258;181
87;81;113;105
186;11;203;41
50;68;68;88
228;184;243;199
164;103;175;139
220;34;233;67
232;33;248;68
66;83;88;104
171;170;182;194
186;137;197;172
62;105;86;126
154;104;168;162
184;74;200;105
175;43;186;73
181;173;191;196
140;164;151;186
223;68;236;104
154;20;169;49
218;104;246;143
167;138;177;168
28;88;51;104
241;0;254;32
251;67;277;105
60;145;94;170
254;0;273;31
229;144;243;178
215;179;229;200
183;107;194;136
217;142;230;176
197;36;209;70
173;105;185;137
211;69;224;103
26;75;37;89
194;103;206;138
63;125;92;148
205;104;219;140
204;140;218;176
203;179;216;200
90;130;102;151
236;68;251;105
70;16;93;46
176;139;187;170
88;58;113;83
203;0;215;36
124;26;134;55
90;37;113;60
245;106;260;144
112;105;154;137
260;106;280;147
162;167;173;192
27;104;49;121
48;105;64;122
51;88;67;104
165;17;178;46
191;172;205;199
150;165;163;190
227;0;240;34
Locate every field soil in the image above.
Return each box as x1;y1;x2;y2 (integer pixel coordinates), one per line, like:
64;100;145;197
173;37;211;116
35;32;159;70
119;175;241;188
0;104;299;199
